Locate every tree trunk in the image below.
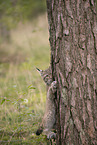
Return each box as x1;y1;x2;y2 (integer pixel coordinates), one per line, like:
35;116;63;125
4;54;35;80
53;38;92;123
46;0;97;144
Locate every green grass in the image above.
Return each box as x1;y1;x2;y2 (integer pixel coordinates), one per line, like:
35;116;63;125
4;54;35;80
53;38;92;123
0;14;50;145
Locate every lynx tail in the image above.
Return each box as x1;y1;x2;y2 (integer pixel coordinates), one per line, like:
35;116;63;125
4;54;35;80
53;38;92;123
36;127;43;136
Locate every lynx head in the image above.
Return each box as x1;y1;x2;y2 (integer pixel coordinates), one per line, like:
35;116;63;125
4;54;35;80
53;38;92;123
36;67;52;85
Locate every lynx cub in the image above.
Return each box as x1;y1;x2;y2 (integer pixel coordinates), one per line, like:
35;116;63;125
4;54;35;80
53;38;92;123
36;67;57;139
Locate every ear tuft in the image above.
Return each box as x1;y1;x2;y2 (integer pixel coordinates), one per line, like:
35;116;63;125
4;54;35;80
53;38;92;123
36;67;40;71
36;67;43;76
36;67;42;72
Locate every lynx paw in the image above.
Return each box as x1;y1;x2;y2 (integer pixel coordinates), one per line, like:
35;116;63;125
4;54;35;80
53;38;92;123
51;81;57;93
47;132;56;139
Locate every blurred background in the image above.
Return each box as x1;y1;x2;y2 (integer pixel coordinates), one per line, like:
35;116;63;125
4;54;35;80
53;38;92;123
0;0;50;144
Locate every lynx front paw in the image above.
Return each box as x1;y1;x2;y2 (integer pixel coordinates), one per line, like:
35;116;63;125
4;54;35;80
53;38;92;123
51;81;57;93
47;132;56;139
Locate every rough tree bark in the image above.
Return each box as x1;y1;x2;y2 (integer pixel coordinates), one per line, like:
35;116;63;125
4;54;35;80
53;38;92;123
46;0;97;145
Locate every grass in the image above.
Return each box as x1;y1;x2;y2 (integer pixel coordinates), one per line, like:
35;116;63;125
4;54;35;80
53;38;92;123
0;13;51;145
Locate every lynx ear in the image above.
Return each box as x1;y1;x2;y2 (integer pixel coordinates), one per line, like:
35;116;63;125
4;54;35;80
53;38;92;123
36;67;42;75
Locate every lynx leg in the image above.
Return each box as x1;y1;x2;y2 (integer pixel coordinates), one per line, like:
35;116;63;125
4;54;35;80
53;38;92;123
51;81;57;93
47;132;56;139
43;129;56;139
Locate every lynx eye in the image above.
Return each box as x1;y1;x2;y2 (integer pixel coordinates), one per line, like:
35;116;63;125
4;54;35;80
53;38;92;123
44;77;48;82
44;74;48;77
